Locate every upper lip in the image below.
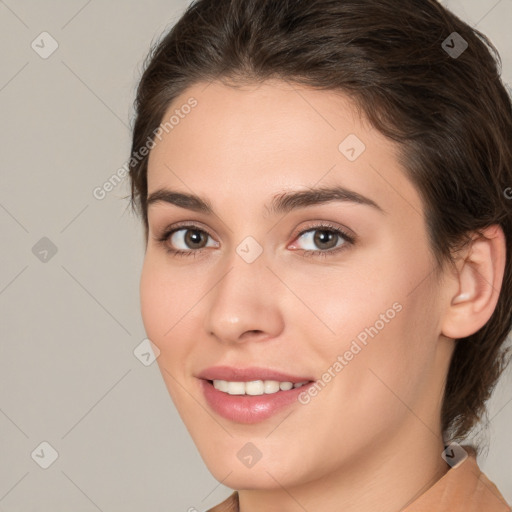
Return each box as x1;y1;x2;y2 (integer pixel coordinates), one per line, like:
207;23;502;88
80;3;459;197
197;366;314;383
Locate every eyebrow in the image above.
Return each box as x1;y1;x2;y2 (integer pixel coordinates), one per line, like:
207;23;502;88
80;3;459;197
146;185;385;216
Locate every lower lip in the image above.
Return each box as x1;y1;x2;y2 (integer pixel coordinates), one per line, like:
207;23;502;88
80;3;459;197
200;379;314;424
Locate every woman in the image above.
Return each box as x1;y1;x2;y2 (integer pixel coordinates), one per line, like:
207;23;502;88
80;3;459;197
128;0;512;510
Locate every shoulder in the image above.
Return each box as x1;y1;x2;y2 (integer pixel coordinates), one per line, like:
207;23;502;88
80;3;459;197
205;491;239;512
404;446;510;512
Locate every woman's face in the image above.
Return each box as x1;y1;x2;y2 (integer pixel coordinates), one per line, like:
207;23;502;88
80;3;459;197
140;79;455;490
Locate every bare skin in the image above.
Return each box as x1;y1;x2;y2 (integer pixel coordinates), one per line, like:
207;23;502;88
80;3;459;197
139;79;506;512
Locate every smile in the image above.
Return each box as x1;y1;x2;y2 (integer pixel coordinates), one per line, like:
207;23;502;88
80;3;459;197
211;379;310;395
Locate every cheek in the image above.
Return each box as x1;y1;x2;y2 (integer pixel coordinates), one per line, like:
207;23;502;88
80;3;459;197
304;238;437;398
286;247;411;355
139;258;199;414
139;256;189;357
139;260;166;345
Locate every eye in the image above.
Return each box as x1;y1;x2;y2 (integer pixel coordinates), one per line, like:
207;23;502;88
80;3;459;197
155;224;218;257
289;223;355;258
154;221;355;259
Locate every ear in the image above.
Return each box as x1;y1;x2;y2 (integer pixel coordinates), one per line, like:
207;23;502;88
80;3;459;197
441;225;507;340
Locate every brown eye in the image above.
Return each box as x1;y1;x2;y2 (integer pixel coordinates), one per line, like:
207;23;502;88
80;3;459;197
312;229;339;250
180;229;209;249
294;227;350;252
165;227;217;252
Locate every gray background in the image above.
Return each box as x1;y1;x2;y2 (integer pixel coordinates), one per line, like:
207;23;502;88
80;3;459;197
0;0;511;510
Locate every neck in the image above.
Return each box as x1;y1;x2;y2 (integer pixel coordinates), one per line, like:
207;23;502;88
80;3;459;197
237;418;449;512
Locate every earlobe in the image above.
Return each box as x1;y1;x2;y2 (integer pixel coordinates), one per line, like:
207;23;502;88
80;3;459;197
441;225;506;340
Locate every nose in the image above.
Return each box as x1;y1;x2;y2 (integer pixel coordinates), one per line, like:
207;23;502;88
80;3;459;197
202;248;284;346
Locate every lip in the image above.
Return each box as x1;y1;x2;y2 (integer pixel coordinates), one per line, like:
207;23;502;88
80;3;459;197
196;365;315;383
196;366;316;424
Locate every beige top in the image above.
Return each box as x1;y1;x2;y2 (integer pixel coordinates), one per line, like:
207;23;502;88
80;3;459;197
206;451;510;511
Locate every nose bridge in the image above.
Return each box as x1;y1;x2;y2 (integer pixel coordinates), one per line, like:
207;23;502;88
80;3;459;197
203;236;283;343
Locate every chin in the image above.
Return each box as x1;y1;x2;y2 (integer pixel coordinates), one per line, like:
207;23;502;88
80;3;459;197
198;444;315;490
209;465;298;491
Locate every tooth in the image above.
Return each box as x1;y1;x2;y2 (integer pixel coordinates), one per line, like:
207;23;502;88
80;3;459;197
213;379;229;392
245;380;265;395
264;380;280;394
212;379;305;395
227;381;246;395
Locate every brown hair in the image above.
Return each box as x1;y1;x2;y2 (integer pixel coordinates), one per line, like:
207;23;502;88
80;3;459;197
128;0;512;442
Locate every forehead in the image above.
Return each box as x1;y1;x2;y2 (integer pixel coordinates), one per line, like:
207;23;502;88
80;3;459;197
146;79;424;221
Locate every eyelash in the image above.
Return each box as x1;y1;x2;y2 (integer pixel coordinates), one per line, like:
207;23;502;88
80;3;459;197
155;222;356;259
